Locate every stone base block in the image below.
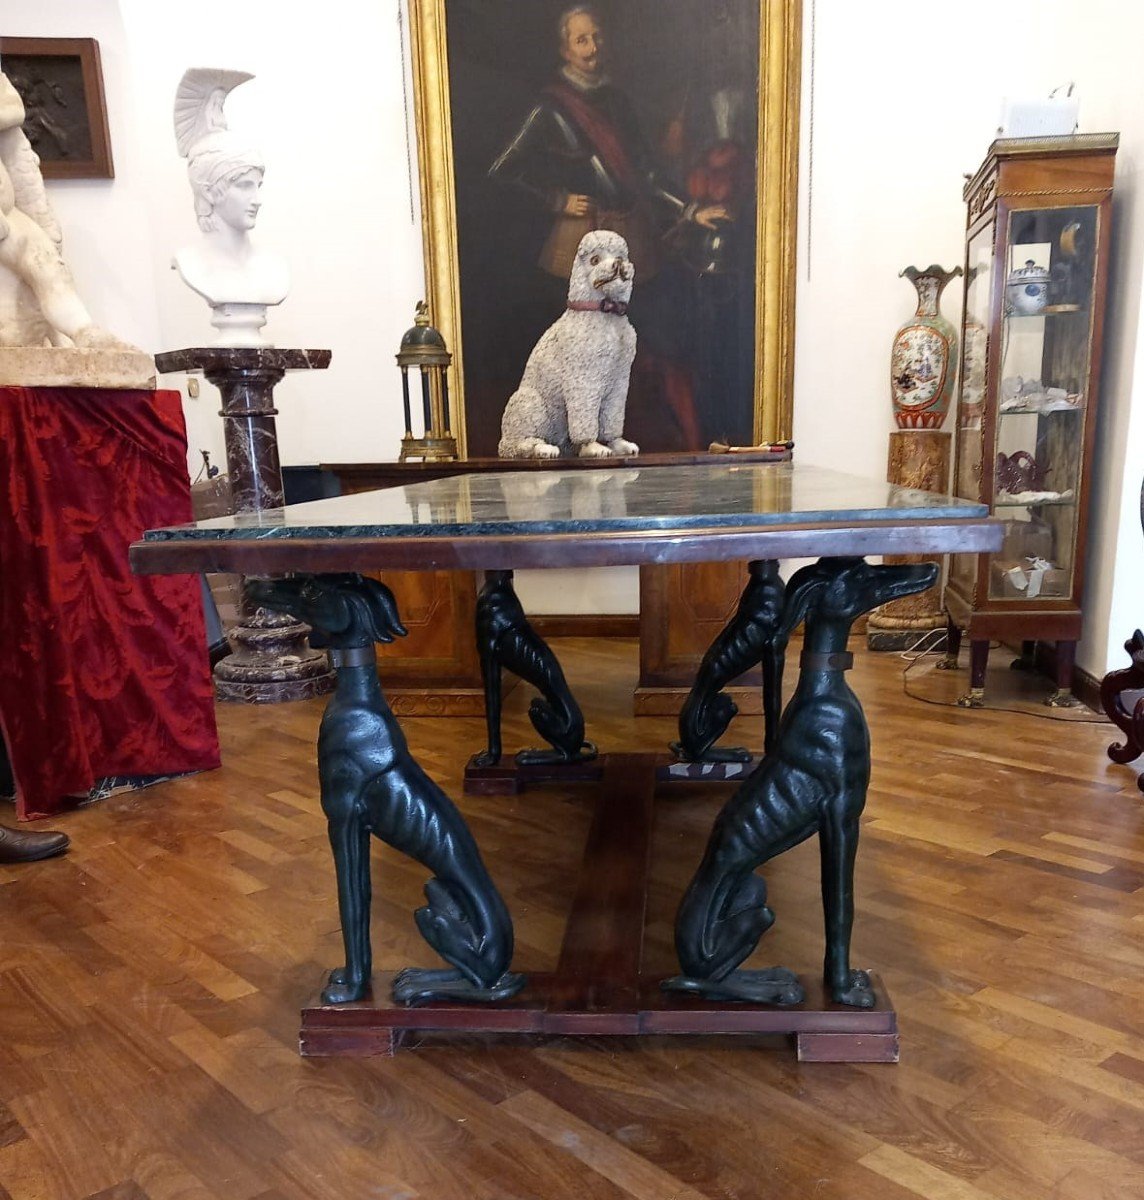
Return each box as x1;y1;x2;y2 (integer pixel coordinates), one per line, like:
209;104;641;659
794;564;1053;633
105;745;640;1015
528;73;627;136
0;346;156;389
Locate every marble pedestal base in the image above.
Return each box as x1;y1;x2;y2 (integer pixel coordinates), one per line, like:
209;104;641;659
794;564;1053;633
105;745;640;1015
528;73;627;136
213;606;334;703
867;430;951;652
866;625;947;652
156;346;335;703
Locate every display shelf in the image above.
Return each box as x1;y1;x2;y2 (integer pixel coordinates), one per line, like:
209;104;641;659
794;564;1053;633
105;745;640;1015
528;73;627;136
998;405;1083;417
994;496;1075;509
946;132;1117;703
1005;309;1089;320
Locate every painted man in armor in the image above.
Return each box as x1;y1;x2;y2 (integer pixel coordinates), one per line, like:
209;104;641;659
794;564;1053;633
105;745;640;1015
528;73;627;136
489;5;729;285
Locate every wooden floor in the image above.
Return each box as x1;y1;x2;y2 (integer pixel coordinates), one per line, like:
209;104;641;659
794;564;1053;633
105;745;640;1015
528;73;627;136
2;639;1142;1200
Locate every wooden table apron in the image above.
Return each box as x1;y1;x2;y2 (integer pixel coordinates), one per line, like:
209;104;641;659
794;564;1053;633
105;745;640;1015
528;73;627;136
130;482;1000;1062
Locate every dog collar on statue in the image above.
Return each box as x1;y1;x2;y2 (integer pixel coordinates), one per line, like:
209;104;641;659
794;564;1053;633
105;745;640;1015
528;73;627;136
799;650;854;672
567;298;629;316
328;645;377;668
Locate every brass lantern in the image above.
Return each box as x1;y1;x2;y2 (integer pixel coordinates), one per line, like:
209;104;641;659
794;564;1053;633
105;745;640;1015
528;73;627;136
397;301;458;462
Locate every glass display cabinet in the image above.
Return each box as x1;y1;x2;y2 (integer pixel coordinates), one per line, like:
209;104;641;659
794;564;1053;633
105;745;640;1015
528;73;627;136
944;133;1118;706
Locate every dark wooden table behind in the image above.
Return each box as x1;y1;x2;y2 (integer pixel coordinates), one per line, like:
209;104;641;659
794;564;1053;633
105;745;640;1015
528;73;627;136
323;451;790;715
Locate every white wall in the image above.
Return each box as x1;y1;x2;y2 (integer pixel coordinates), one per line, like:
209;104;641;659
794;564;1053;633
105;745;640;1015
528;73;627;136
9;1;1144;662
5;0;423;474
122;0;427;473
2;1;161;353
798;0;1144;677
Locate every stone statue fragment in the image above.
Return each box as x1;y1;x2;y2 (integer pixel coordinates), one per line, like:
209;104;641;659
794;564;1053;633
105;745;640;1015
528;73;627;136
0;68;153;387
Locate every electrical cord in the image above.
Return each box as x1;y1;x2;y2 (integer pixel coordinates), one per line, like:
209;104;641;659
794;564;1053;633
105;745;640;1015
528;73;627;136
897;630;1111;725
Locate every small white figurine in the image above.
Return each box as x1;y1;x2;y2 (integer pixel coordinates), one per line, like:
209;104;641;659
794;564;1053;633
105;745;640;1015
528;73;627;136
0;70;128;351
172;69;288;347
498;229;639;459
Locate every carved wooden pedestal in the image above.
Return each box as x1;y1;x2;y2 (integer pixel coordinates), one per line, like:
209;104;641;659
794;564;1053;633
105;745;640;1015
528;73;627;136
301;754;899;1062
1101;629;1144;792
867;430;951;651
156;347;335;703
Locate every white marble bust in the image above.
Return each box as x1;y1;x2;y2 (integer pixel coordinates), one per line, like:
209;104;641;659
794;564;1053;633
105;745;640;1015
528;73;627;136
172;69;289;346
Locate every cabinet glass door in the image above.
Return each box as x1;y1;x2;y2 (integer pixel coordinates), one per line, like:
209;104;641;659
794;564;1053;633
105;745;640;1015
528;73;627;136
990;205;1098;601
951;222;993;593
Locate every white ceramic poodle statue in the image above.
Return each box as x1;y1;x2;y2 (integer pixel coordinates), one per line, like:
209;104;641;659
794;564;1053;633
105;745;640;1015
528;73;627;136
498;229;639;459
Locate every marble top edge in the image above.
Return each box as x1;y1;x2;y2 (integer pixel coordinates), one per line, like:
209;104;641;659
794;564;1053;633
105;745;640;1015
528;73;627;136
143;510;991;543
145;461;989;542
155;347;332;372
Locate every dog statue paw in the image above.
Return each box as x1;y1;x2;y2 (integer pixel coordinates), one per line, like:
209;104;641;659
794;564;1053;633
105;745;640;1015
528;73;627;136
830;968;876;1008
661;966;805;1007
321;965;369;1005
511;437;560;459
498;229;639;460
392;966;526;1007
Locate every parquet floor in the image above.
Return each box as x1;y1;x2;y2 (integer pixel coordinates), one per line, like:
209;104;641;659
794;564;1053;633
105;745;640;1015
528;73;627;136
1;639;1142;1200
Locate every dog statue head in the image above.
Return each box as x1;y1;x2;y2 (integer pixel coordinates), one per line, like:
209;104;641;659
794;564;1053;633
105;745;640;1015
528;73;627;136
780;557;938;638
567;230;634;306
247;573;407;648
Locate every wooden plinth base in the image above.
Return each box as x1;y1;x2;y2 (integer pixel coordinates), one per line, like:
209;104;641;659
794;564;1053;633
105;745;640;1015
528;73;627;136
463;754;605;795
463;752;761;795
655;757;759;783
303;754;898;1063
299;973;899;1062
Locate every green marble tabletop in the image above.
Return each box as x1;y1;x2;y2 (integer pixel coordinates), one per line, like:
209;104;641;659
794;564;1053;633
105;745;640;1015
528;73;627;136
146;462;987;542
133;462;1000;574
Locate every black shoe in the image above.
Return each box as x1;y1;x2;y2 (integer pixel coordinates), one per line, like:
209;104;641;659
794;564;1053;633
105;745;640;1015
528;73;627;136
0;822;70;863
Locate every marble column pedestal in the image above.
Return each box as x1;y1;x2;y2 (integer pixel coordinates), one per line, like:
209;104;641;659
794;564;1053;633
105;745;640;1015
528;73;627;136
156;347;335;703
867;430;952;651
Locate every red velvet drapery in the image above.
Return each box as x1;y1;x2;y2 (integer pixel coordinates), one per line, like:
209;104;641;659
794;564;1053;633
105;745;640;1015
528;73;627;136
0;386;220;820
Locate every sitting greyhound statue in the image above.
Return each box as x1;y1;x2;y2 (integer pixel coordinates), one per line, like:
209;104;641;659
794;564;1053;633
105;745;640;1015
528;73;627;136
673;559;786;763
248;574;525;1007
665;557;937;1008
474;570;595;766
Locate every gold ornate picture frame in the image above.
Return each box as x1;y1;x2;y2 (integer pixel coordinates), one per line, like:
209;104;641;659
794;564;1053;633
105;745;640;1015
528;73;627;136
410;0;801;456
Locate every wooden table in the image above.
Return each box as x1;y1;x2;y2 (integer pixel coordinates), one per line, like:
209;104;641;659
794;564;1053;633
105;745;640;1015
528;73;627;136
323;451;792;717
131;461;1001;1062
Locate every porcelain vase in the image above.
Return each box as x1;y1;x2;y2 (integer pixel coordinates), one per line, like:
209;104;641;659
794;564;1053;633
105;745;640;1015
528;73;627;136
890;264;962;430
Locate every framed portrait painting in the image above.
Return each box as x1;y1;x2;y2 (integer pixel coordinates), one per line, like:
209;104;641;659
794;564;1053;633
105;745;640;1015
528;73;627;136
409;0;801;457
0;38;114;179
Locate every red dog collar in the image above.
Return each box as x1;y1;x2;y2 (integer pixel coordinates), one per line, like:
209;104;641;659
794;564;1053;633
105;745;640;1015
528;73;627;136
567;298;629;316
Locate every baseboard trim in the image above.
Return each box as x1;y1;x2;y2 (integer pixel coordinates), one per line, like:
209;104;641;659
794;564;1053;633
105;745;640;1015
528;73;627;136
1073;663;1103;714
532;614;639;639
